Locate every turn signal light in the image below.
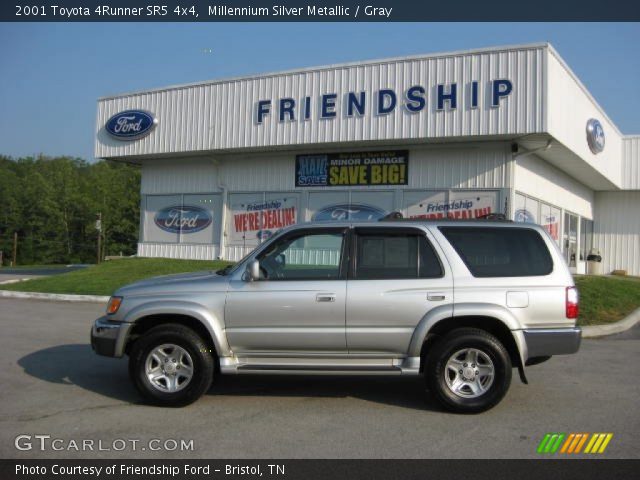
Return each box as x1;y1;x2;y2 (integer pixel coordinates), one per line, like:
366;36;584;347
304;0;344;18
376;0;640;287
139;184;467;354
106;296;123;315
566;287;579;319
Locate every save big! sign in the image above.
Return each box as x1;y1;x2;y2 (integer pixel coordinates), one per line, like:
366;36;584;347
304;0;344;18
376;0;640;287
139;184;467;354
295;151;408;187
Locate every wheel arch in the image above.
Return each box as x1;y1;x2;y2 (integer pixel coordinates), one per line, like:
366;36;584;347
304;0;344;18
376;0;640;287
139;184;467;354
123;301;230;360
419;316;521;370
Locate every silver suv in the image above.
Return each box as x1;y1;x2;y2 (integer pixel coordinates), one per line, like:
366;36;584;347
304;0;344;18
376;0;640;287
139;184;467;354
91;219;581;413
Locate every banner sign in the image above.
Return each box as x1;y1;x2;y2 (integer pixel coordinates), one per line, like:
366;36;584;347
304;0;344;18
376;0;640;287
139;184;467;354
154;205;212;234
231;197;297;243
295;151;408;187
408;192;497;220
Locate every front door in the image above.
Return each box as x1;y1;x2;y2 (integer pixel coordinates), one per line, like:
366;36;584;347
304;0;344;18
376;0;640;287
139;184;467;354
346;227;453;354
225;228;349;354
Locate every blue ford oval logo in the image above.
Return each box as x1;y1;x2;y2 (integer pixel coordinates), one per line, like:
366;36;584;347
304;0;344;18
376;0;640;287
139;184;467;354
105;110;157;140
312;203;387;222
586;118;605;154
154;206;212;234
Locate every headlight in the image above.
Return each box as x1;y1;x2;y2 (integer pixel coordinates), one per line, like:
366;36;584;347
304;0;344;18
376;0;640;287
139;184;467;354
106;296;123;315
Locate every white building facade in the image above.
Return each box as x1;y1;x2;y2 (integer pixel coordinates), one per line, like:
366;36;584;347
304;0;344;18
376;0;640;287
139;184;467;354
95;43;640;275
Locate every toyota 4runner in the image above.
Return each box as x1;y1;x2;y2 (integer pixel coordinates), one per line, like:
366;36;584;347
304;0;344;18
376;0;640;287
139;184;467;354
91;218;581;413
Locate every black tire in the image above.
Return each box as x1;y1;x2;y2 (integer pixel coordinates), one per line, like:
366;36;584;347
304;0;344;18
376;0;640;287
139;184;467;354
425;328;512;413
129;323;215;407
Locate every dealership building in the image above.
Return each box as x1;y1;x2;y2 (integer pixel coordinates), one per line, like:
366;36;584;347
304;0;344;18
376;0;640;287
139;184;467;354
95;43;640;276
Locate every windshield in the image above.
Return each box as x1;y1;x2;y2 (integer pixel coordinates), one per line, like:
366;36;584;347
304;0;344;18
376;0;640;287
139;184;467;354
215;229;289;276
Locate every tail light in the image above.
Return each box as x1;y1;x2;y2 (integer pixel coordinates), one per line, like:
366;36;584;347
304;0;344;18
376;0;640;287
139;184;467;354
566;287;579;319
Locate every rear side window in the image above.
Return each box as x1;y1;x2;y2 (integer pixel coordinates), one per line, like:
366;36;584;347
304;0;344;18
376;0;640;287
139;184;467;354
439;227;553;277
355;233;443;279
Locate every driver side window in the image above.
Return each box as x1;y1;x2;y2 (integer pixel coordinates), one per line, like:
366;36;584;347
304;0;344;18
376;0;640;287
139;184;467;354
257;231;345;280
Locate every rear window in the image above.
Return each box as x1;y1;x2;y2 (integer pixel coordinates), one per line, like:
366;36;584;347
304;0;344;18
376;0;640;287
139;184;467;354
439;227;553;277
355;233;443;280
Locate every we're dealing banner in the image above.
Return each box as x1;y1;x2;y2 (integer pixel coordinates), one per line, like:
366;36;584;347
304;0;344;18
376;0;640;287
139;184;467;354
230;196;297;244
408;192;498;219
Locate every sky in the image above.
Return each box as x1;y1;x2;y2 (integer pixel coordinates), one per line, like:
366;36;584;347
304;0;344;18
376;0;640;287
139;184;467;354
0;22;639;161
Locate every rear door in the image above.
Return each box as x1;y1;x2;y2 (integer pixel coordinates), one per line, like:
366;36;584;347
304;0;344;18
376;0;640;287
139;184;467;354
346;226;453;354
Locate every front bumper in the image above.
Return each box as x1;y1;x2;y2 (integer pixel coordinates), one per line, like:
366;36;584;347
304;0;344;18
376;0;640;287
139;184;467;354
90;316;132;358
523;327;582;359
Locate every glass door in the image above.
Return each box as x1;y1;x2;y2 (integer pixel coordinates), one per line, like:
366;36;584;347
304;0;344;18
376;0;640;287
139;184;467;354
564;212;578;271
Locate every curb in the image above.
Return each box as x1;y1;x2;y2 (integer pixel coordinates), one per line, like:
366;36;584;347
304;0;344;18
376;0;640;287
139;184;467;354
581;307;640;338
0;290;109;304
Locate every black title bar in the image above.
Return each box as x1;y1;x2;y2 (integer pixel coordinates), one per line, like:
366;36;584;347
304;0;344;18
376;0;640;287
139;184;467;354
2;459;640;480
3;0;640;21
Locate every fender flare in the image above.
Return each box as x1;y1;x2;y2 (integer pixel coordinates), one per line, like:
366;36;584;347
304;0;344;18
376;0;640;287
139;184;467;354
408;302;528;368
123;300;230;356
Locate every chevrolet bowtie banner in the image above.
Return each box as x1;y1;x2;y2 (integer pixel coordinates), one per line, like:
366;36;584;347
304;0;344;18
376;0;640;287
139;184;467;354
3;0;639;22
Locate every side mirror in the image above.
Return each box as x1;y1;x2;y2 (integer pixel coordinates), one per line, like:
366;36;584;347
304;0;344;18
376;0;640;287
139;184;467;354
245;259;260;282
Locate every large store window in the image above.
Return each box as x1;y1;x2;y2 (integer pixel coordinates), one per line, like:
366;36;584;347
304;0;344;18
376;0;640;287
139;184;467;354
514;193;561;246
227;192;299;248
142;194;221;244
580;218;594;261
307;191;393;222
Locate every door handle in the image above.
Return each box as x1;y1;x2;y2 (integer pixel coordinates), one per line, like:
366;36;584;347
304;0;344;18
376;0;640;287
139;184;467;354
427;292;446;301
316;294;336;303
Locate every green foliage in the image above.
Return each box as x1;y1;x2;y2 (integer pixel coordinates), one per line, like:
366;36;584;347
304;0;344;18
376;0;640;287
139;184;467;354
1;258;232;296
0;155;141;265
574;275;640;326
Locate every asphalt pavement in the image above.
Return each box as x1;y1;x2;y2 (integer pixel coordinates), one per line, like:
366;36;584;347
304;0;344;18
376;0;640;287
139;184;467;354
0;298;638;459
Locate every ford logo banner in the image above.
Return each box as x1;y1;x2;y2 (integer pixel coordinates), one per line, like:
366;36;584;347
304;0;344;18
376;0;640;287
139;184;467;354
312;203;387;222
105;110;157;140
514;208;536;223
154;206;212;234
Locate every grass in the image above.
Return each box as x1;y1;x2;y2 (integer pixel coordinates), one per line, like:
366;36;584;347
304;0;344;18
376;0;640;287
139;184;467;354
575;275;640;326
0;258;231;296
2;260;638;326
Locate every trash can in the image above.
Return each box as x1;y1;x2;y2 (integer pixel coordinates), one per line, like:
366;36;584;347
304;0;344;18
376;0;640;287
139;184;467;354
586;249;603;276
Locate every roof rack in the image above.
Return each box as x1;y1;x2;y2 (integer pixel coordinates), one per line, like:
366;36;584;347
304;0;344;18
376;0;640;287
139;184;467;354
378;212;512;222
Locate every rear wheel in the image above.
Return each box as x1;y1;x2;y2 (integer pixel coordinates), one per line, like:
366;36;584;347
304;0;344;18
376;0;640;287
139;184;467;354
425;328;512;413
129;324;214;407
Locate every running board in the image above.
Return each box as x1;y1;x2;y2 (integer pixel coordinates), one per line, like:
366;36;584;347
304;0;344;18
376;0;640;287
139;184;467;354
219;356;421;376
236;364;403;375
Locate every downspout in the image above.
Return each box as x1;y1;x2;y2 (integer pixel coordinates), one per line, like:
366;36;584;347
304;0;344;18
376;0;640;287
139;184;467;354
212;158;227;260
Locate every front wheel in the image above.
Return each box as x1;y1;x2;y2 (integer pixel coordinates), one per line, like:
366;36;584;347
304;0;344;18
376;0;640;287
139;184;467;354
129;324;215;407
425;328;512;413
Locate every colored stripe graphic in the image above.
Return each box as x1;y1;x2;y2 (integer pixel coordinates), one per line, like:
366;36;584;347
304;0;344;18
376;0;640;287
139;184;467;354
584;433;614;454
537;433;565;454
539;433;613;454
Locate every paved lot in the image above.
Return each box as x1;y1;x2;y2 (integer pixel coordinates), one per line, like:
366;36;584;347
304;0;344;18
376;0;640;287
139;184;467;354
0;298;638;459
0;266;87;284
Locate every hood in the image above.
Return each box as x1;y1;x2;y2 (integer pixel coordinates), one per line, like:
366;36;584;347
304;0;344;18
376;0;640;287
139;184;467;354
115;270;230;297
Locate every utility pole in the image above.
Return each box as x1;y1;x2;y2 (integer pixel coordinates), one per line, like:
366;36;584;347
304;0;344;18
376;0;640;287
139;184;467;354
12;232;18;266
96;213;102;264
